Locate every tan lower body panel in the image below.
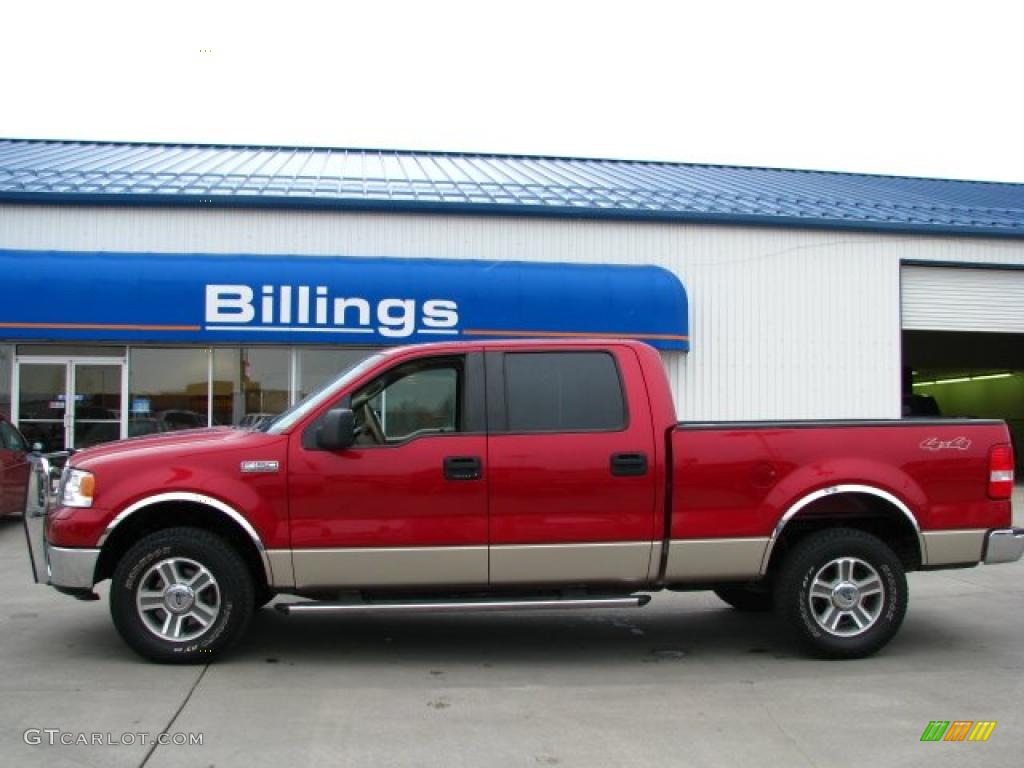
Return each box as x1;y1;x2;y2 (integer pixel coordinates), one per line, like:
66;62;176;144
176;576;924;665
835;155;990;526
489;542;653;585
266;549;295;589
292;546;488;589
664;538;770;582
922;529;987;566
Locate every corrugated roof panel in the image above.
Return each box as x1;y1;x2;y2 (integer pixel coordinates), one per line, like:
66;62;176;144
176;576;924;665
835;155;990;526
0;138;1021;235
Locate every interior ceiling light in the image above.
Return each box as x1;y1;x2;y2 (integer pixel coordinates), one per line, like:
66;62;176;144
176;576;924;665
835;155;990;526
913;372;1015;388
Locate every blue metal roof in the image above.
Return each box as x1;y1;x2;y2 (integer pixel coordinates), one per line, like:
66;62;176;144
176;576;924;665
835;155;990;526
1;139;1022;237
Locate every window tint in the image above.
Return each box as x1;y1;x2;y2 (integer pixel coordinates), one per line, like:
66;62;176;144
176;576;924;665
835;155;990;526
352;360;462;445
505;352;625;432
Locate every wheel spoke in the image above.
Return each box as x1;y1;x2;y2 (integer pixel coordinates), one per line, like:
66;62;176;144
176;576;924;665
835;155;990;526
856;576;883;597
816;605;836;630
189;604;215;627
189;569;213;593
157;561;180;588
838;558;854;583
809;580;833;599
161;612;174;636
850;605;872;629
138;590;164;611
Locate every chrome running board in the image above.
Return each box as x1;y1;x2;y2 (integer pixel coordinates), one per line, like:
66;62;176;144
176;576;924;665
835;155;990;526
276;594;650;616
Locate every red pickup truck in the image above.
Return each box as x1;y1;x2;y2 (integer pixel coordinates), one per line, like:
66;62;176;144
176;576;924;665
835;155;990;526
24;340;1024;663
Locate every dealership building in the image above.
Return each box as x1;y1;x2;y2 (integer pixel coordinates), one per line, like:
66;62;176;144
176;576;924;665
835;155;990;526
0;139;1022;458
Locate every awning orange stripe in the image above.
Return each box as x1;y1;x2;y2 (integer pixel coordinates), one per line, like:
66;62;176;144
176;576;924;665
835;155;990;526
462;329;689;342
0;322;200;331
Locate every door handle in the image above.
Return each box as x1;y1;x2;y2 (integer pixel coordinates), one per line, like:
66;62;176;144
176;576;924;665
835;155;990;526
610;452;648;477
443;456;483;481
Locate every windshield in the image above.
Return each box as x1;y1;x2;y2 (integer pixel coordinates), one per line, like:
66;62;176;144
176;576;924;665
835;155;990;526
262;354;385;434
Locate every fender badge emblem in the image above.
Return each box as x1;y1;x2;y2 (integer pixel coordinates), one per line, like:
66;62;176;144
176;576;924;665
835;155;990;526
241;460;280;474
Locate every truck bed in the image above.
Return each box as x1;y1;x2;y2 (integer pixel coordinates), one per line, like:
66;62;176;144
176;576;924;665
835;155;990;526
670;418;1012;540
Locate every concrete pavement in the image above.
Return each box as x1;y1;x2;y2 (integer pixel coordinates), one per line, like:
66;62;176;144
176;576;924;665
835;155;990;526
0;505;1021;768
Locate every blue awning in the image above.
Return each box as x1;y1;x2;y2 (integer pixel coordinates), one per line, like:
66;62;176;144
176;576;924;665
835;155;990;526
0;250;690;350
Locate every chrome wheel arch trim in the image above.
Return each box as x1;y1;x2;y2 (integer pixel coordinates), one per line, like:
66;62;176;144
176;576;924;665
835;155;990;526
759;484;925;575
97;492;273;583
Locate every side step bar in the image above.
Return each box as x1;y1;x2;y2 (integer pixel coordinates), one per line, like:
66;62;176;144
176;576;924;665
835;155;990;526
276;594;650;616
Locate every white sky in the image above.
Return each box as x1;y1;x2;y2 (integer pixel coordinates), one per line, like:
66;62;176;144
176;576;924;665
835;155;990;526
3;0;1023;182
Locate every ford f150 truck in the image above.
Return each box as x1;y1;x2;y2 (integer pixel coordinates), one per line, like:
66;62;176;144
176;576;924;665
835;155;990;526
23;340;1024;663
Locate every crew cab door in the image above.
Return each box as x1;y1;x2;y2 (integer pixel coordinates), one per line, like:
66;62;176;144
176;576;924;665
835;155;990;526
486;346;658;585
287;351;488;589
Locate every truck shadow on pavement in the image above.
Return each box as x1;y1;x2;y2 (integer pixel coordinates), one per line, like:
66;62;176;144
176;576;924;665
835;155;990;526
235;605;789;665
222;600;976;667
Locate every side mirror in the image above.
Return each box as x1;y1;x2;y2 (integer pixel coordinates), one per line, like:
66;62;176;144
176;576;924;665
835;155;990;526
317;408;356;451
31;442;45;453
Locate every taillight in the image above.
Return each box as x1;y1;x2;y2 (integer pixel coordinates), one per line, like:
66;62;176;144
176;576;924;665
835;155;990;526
988;444;1015;499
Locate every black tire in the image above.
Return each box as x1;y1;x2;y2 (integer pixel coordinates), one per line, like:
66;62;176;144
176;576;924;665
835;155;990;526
775;528;907;659
714;585;774;613
110;527;254;664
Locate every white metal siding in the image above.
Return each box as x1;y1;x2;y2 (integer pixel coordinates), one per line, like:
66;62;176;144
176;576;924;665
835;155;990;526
902;265;1024;332
6;205;1020;420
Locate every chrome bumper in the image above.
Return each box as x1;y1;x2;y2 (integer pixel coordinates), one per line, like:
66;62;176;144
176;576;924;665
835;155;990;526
984;528;1024;565
23;454;99;591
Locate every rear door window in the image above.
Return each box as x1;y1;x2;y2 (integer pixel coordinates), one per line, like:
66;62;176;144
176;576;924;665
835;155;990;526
504;352;626;432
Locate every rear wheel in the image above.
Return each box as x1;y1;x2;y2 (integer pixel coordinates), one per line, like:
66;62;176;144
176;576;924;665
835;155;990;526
110;527;254;663
775;528;907;659
714;585;774;612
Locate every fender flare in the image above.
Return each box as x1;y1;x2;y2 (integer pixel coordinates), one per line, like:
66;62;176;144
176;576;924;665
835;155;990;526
97;492;274;583
759;483;925;575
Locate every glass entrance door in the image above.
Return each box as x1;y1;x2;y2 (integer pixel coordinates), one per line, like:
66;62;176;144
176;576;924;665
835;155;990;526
16;363;66;452
72;363;124;448
15;358;127;451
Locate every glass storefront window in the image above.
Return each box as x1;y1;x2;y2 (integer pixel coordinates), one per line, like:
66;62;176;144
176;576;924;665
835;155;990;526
212;348;291;428
0;345;11;419
129;348;210;435
297;348;378;401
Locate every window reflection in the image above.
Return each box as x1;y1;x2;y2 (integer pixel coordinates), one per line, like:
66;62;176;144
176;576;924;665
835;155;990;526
297;348;378;401
213;348;290;428
129;349;209;434
374;368;458;440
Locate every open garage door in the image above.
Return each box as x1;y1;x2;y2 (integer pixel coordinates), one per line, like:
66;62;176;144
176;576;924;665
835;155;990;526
902;265;1024;471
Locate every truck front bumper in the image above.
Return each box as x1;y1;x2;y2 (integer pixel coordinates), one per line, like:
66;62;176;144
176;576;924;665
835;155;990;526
23;454;99;593
984;528;1024;565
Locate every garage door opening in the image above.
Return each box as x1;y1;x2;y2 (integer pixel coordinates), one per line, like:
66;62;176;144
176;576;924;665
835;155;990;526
903;330;1024;470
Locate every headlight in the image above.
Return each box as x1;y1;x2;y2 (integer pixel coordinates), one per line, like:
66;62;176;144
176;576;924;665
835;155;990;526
61;468;96;508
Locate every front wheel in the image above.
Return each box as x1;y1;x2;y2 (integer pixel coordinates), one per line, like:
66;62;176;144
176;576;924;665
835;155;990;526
774;528;908;659
110;527;254;663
